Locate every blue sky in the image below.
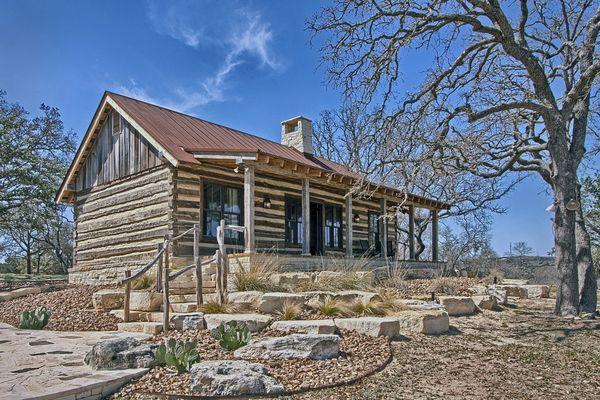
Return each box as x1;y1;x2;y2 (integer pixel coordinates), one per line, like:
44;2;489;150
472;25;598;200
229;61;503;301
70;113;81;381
0;0;554;255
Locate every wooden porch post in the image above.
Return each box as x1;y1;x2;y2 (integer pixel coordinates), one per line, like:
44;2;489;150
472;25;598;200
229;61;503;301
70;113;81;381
301;178;311;256
345;192;353;257
243;165;255;253
431;209;439;262
380;198;388;259
408;204;416;260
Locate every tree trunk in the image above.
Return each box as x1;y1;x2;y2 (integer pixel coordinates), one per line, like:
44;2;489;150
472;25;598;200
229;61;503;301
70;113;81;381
576;203;597;315
26;248;32;275
552;179;580;316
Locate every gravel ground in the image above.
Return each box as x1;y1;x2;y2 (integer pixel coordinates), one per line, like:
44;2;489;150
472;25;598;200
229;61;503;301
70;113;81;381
114;329;391;398
0;285;120;331
275;297;600;400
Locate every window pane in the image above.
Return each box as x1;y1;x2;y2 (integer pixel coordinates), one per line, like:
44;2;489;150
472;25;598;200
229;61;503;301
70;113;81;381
224;187;240;213
204;211;220;237
325;206;333;227
333;227;340;248
206;184;221;211
297;222;303;244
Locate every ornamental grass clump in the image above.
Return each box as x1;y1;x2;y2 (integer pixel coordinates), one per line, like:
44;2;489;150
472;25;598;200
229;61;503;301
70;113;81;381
345;298;387;317
130;273;156;290
313;296;345;317
19;307;51;330
211;321;251;351
276;300;302;320
154;338;199;373
232;253;287;292
199;299;240;314
376;289;409;313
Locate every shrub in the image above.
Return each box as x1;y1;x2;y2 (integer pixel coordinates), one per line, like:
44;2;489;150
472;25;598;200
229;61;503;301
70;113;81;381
211;321;251;351
313;296;345;317
19;307;51;330
276;300;302;320
199;300;240;314
154;338;199;373
482;267;505;285
345;298;387;317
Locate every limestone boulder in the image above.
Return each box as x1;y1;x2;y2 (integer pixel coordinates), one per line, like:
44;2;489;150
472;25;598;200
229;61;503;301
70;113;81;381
84;337;157;370
170;313;205;331
300;291;337;308
334;317;400;337
439;296;477;316
257;292;306;314
203;313;273;332
398;299;446;311
228;291;263;308
355;270;375;284
271;319;336;334
92;289;124;311
190;360;284;396
11;287;41;297
499;285;528;299
234;334;340;360
523;285;550;299
129;291;162;312
472;295;499;311
271;272;312;286
316;271;344;282
396;310;449;335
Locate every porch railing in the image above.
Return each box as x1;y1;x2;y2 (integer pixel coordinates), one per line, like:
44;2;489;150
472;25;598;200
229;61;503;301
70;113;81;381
120;219;245;332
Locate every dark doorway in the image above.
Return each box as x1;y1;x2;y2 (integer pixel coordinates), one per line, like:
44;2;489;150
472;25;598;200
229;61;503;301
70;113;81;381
310;202;324;255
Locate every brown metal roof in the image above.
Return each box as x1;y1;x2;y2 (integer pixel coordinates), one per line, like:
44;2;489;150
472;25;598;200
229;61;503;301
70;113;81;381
57;91;449;209
108;91;352;171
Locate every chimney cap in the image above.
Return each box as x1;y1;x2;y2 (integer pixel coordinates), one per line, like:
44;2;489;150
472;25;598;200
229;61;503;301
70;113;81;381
281;115;312;125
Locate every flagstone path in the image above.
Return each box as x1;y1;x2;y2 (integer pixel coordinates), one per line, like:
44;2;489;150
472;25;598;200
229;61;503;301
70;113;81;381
0;323;149;400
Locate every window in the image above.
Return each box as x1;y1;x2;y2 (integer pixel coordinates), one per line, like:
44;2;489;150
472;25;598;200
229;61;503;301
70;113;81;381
325;205;343;249
203;182;243;243
368;212;381;253
285;197;303;245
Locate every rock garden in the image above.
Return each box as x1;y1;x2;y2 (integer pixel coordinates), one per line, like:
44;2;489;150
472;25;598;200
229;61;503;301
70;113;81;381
0;265;558;399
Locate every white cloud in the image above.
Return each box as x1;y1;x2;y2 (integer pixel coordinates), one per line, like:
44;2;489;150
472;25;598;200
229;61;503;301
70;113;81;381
114;2;280;113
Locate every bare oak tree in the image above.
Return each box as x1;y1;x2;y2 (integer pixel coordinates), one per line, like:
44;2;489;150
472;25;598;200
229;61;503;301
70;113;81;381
310;0;600;316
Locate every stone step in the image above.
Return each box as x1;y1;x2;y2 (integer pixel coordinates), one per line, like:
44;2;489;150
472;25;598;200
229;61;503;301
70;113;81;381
169;292;218;304
117;322;163;335
164;302;198;313
170;279;217;290
168;287;216;295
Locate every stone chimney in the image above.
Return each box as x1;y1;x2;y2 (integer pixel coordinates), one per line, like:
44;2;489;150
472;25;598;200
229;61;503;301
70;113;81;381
281;116;313;155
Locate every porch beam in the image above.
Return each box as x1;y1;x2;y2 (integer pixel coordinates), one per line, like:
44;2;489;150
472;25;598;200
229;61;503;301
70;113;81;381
302;178;311;255
243;164;255;253
431;209;439;262
408;204;416;260
345;192;353;257
380;198;388;259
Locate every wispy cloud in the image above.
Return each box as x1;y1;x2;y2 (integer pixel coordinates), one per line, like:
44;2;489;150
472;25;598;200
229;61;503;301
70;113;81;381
112;2;280;113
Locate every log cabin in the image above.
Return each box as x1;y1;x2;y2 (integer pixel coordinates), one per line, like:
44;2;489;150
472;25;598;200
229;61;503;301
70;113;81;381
56;92;449;284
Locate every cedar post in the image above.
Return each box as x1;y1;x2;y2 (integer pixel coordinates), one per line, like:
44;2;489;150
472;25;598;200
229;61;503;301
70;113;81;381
345;192;353;258
162;235;170;332
156;242;163;292
408;205;416;260
124;270;131;323
243;164;255;253
380;198;388;259
194;224;203;307
301;178;311;255
431;209;439;262
216;219;227;304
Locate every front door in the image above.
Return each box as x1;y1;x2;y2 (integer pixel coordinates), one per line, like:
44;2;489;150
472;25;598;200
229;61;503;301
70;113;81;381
310;202;324;255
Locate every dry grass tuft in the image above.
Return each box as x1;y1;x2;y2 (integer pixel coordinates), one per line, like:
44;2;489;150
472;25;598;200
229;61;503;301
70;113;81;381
130;273;156;290
276;300;302;320
375;289;409;313
345;298;387;317
312;296;346;317
427;277;463;295
232;252;288;293
199;300;240;314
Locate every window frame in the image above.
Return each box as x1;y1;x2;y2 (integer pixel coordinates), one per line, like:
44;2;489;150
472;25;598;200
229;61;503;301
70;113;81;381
202;181;244;245
284;196;303;246
368;211;381;253
324;204;343;250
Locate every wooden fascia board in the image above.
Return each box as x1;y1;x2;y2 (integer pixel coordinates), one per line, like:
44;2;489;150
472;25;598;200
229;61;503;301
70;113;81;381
192;151;258;161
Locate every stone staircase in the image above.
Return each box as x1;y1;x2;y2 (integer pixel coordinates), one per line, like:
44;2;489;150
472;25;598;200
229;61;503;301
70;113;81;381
115;268;218;335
